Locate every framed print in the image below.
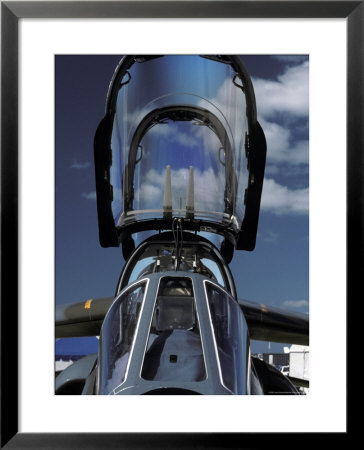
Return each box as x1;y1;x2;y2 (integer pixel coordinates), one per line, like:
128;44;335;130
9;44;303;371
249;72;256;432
1;0;359;447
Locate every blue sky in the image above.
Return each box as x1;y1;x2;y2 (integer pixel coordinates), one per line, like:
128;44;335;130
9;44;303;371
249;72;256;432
56;55;308;356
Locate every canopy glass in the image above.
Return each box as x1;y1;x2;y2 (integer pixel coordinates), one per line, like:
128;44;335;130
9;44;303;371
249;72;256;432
99;280;147;394
109;56;249;233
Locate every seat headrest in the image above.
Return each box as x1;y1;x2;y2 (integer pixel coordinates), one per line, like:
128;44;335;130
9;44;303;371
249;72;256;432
156;296;195;331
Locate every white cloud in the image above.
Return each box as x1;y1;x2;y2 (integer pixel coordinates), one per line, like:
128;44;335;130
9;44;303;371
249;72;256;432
71;160;91;170
282;299;309;309
146;122;201;150
82;191;97;200
259;230;280;244
138;183;162;205
252;62;309;170
253;61;309;119
261;178;308;215
261;120;309;165
261;118;309;166
198;76;247;152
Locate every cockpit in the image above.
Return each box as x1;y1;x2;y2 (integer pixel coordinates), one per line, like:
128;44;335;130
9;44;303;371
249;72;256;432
116;232;235;295
98;273;249;395
141;277;206;383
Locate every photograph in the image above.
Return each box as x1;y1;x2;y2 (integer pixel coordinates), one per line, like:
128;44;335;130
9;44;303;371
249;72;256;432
2;0;355;444
55;54;309;395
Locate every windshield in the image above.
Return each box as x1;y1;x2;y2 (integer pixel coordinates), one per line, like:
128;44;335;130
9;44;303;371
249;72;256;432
99;281;146;394
110;55;249;231
205;281;247;394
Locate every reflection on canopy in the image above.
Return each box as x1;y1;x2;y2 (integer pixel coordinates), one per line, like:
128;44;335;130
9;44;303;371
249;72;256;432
109;56;249;232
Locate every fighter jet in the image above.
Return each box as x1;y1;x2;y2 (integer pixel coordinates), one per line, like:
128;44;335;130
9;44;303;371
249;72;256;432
55;55;308;395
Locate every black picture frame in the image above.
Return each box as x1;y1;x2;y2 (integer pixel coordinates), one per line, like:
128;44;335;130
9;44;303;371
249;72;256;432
1;1;358;448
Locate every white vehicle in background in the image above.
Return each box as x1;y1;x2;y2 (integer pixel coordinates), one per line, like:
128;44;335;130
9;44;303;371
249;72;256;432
280;365;289;376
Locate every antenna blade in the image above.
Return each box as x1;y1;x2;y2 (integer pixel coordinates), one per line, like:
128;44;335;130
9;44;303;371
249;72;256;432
163;165;172;218
186;165;194;219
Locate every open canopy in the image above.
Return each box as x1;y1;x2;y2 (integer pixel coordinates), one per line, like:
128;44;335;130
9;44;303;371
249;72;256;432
94;56;266;257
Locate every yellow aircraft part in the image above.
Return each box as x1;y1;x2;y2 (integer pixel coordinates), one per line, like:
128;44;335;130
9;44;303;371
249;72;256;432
84;299;93;310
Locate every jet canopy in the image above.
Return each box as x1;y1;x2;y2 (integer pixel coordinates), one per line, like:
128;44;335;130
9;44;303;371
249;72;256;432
98;273;250;395
94;56;266;258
